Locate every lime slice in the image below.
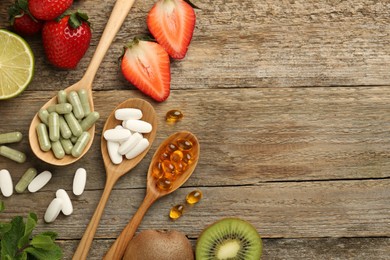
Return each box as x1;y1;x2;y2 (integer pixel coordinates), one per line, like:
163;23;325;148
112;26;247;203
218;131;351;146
0;29;34;100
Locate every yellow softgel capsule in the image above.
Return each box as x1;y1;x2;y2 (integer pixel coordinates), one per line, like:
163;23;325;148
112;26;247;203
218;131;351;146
169;204;184;220
186;190;203;205
165;110;184;123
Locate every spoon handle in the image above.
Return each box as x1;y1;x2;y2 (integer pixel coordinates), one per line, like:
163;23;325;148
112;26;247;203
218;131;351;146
103;191;158;260
82;0;136;85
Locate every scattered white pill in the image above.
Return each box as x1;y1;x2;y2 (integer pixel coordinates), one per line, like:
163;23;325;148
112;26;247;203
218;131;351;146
56;189;73;215
103;128;131;142
115;108;142;121
28;171;52;193
125;138;150;159
0;169;13;197
107;141;123;164
123;119;152;133
118;132;143;155
73;168;87;196
44;198;63;223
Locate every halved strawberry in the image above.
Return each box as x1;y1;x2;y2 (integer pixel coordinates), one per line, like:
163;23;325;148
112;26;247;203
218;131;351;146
121;38;171;102
147;0;196;59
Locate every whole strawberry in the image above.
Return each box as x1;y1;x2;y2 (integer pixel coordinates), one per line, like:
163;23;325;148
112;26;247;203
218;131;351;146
8;0;43;36
29;0;73;21
42;11;91;69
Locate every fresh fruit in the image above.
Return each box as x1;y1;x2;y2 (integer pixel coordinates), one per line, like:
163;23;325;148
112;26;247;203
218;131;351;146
28;0;73;21
147;0;196;59
8;0;43;36
120;38;171;102
0;29;34;100
123;230;194;260
195;218;262;260
42;11;91;69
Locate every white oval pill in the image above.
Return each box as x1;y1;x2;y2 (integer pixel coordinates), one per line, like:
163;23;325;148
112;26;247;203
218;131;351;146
0;169;13;197
107;141;123;164
115;108;142;121
56;189;73;215
73;168;87;196
125;138;150;159
28;171;52;193
124;120;152;133
103;128;131;142
118;132;143;155
44;198;63;223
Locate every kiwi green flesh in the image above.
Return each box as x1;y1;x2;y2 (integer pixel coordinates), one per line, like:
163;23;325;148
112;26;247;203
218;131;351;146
196;218;262;260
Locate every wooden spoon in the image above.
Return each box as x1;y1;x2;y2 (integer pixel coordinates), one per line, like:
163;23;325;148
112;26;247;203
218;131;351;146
72;98;157;260
103;131;200;260
28;0;137;166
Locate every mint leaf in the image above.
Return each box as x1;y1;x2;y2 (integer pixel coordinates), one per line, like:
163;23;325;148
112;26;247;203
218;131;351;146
0;223;12;239
24;246;62;260
30;234;59;250
1;216;25;259
18;213;38;249
39;231;58;241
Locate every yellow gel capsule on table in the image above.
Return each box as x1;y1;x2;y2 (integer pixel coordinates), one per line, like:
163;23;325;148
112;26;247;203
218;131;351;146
186;190;203;205
169;204;184;220
165;110;184;123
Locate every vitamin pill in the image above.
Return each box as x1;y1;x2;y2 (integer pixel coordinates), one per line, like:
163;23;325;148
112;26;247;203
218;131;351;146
57;90;67;103
125;138;150;159
166;109;184;123
156;178;172;191
73;168;87;196
169;204;184;220
28;170;52;193
0;131;22;144
48;112;60;142
44;198;63;223
78;89;91;116
15;168;37;193
177;139;193;151
107;141;123;164
38;109;49;125
115;108;142;121
170;150;183;163
173;161;186;174
0;146;26;163
54;103;73;114
160;151;170;161
70;136;78;144
103;128;131;142
186;190;203;205
56;189;73;215
166;143;178;153
71;131;90;157
51;140;65;159
36;123;51;152
67;91;84;119
47;105;56;113
80;111;100;131
152;162;163;179
59;116;72;139
60;138;73;155
118;132;142;155
162;160;175;174
64;113;83;137
123;119;152;133
0;169;13;197
182;152;194;164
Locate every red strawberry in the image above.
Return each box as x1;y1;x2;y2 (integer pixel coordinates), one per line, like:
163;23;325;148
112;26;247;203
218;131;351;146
42;12;91;69
8;0;43;36
29;0;73;21
147;0;196;59
121;38;171;102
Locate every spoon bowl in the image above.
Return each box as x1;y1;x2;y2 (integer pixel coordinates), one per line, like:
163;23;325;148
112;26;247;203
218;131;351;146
103;131;200;260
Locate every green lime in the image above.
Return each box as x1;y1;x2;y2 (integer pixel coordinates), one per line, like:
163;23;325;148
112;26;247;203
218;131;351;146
0;29;34;100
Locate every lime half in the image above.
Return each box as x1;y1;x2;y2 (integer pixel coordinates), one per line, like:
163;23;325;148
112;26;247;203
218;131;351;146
0;29;34;100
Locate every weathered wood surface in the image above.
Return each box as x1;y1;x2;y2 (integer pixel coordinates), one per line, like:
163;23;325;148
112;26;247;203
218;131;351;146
1;0;390;259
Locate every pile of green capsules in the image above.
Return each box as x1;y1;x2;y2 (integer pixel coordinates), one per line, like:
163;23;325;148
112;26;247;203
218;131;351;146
36;89;99;159
0;132;26;163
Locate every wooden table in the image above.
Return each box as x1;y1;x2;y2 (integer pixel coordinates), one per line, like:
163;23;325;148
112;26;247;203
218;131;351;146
1;0;390;259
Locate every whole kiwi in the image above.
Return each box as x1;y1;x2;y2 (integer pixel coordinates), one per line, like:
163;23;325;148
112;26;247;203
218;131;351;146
123;230;194;260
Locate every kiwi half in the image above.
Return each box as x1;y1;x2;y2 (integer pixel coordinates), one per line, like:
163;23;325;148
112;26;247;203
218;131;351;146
195;218;262;260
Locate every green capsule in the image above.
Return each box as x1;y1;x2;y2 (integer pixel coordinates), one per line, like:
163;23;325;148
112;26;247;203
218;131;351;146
15;168;38;193
60;138;73;155
59;116;72;139
51;140;65;159
64;113;83;137
47;105;56;113
36;123;51;152
57;90;67;104
55;103;73;114
71;131;90;158
0;132;23;145
70;136;78;144
0;145;26;163
38;109;49;125
48;112;60;142
80;112;100;131
67;91;84;119
78;89;91;116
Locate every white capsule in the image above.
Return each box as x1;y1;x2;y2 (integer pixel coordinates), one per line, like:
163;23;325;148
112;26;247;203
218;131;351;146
118;132;143;155
0;169;13;197
103;128;131;142
28;171;52;193
115;125;124;130
56;189;73;215
123;119;152;133
73;168;87;196
107;141;123;164
125;138;150;159
115;108;142;121
44;198;63;223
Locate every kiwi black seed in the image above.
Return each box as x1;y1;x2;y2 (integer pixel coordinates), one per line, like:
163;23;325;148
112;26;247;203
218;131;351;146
195;218;262;260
